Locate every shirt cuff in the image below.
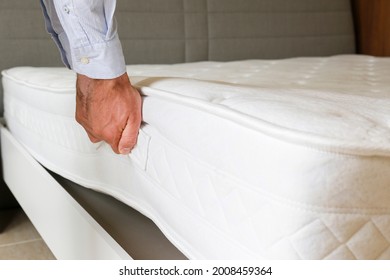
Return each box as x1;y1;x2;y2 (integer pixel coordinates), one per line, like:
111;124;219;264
71;34;126;79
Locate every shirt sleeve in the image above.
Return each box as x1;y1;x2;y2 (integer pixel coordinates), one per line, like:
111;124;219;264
40;0;126;79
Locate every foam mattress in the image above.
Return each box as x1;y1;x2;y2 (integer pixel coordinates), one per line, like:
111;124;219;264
2;55;390;259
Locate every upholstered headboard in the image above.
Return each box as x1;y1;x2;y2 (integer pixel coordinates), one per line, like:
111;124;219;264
116;0;356;63
0;0;355;114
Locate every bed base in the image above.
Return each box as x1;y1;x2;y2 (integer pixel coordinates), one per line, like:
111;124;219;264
0;125;185;260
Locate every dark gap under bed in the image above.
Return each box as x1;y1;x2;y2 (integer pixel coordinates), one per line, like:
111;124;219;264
46;168;187;260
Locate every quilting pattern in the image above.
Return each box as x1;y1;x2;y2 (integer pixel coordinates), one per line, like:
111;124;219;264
3;55;390;259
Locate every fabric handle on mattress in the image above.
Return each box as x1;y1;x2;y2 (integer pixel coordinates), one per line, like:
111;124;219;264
128;127;151;171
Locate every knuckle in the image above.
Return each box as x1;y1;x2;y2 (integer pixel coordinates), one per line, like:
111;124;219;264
92;127;103;137
75;114;83;124
102;129;121;145
100;132;115;144
89;137;100;143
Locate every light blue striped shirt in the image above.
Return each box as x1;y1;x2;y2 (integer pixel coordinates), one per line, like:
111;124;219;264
40;0;126;79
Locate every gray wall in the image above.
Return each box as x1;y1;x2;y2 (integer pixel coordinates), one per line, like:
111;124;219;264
117;0;356;63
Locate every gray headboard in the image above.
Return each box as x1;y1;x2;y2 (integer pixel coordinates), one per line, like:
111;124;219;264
0;0;355;114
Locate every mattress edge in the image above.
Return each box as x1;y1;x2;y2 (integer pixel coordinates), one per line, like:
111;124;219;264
139;85;390;157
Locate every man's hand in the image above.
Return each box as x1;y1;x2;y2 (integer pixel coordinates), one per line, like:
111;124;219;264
75;73;142;154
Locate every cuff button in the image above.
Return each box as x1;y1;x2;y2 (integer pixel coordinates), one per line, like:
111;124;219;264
80;57;90;65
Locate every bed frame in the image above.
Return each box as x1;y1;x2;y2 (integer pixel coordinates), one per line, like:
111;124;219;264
0;0;356;259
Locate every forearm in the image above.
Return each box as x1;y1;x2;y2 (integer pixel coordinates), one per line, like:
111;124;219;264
40;0;141;155
40;0;126;79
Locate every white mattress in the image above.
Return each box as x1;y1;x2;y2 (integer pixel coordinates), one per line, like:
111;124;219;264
2;55;390;259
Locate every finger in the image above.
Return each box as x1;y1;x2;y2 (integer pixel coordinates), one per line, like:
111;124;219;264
77;118;101;143
118;117;141;154
97;126;121;154
87;131;101;143
108;134;121;154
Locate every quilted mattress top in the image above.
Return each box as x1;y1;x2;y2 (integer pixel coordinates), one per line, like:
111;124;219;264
3;55;390;260
2;55;390;156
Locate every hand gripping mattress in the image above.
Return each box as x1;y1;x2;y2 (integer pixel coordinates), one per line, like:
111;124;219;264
2;55;390;260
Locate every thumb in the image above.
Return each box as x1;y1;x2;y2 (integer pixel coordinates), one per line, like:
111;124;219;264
118;118;140;154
